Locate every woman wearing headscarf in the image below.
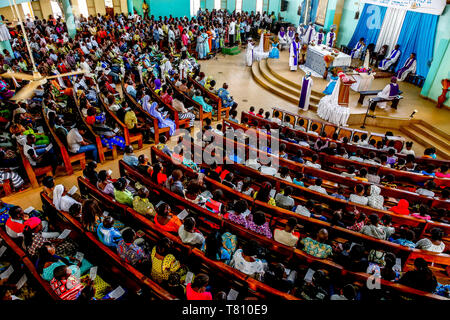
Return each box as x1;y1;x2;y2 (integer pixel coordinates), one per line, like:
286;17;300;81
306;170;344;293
367;185;385;210
53;185;81;212
145;100;176;136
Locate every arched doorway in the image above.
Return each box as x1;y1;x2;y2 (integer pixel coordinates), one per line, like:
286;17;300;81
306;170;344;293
105;0;114;17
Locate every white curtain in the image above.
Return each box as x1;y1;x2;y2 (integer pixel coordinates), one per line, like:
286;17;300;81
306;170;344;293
375;7;407;53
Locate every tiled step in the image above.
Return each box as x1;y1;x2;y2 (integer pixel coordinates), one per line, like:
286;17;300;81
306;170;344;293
400;126;450;160
258;60;321;105
409;123;450;151
266;59;325;98
251;61;318;111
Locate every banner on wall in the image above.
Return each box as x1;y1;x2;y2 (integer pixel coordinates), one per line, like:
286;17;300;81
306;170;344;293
362;0;446;15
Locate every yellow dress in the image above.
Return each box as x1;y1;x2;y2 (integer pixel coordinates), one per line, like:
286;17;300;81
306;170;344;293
150;246;180;283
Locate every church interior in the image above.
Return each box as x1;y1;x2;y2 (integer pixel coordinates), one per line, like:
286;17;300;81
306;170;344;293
0;0;449;303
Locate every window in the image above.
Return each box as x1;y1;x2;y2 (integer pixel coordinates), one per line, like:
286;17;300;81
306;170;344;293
256;0;263;13
235;0;242;13
214;0;221;9
50;0;63;18
77;0;89;18
21;2;33;20
191;0;201;16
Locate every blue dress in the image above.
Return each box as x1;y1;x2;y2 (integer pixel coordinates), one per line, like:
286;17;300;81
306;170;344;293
269;43;279;59
323;76;338;95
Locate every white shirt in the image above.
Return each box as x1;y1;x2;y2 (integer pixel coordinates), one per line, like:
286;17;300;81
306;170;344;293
23;143;37;166
308;185;328;195
178;225;205;245
274;229;299;247
229;22;236;35
67;128;84;153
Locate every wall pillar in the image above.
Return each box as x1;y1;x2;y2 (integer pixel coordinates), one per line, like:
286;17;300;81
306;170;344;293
332;0;345;38
71;0;81;17
93;0;106;15
60;0;76;38
127;0;133;14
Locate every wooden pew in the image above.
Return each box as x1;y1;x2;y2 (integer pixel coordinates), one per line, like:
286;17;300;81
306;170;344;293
40;191;176;300
77;175;300;300
123;89;171;145
41;105;85;175
0;227;60;300
99;94;143;149
73;90;116;163
0;179;12;196
18;145;52;189
128;152;449;300
159;76;211;127
188;75;230;121
223;119;449;211
251;109;448;167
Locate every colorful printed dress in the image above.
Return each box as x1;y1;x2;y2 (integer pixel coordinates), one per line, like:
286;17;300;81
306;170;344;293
150;246;181;283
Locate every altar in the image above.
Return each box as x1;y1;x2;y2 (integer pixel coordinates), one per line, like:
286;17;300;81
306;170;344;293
350;73;375;92
304;45;351;76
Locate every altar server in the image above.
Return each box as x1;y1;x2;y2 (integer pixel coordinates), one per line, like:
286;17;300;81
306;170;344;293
315;28;325;45
289;36;300;71
379;44;401;71
298;72;313;111
246;38;255;67
396;53;416;81
303;23;316;45
351;38;365;60
278;27;288;50
375;76;400;109
326;26;336;47
287;26;296;46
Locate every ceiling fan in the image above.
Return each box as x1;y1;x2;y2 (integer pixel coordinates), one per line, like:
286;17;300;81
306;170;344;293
0;69;87;101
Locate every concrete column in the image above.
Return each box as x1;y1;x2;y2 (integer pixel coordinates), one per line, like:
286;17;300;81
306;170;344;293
127;0;133;14
332;0;345;39
94;0;106;15
39;0;54;20
61;0;76;38
72;0;81;18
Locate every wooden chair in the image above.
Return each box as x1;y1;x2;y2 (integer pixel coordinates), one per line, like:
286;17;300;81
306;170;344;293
41;105;85;175
73;91;116;163
18;145;52;189
188;75;230;120
99;94;143;149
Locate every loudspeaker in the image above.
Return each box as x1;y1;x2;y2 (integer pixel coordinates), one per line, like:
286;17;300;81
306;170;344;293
281;0;289;12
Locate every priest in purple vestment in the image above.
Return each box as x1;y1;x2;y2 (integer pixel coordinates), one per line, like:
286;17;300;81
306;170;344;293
376;76;400;109
397;53;417;81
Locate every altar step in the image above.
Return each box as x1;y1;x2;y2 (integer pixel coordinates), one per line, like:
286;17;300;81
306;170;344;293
400;122;450;160
251;59;330;111
222;46;241;55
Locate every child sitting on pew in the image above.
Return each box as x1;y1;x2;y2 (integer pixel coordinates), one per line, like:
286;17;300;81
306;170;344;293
282;116;293;129
415;180;436;197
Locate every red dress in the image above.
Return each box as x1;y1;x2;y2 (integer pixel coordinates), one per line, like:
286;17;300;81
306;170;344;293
186;283;212;300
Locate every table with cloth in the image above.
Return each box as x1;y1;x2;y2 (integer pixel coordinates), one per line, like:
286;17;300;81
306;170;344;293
304;45;351;77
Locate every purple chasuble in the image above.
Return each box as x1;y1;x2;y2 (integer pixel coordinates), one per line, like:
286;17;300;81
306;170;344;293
292;42;298;65
389;83;399;97
280;31;285;38
299;77;310;109
328;33;334;46
318;33;323;44
397;58;415;78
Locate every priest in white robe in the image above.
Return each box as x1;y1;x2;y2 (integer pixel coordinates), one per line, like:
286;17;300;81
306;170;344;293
396;53;416;81
297;24;307;44
351;38;365;60
379;44;401;71
303;23;316;45
326;26;337;47
298;72;313;111
287;26;296;47
278;27;288;51
373;76;400;109
315;28;326;45
289;37;300;71
246;38;254;67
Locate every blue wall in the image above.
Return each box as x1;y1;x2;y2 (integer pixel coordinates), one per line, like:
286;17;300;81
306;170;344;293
227;0;235;12
336;0;359;47
242;0;256;13
150;0;191;18
323;0;337;30
0;0;30;9
279;0;301;24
